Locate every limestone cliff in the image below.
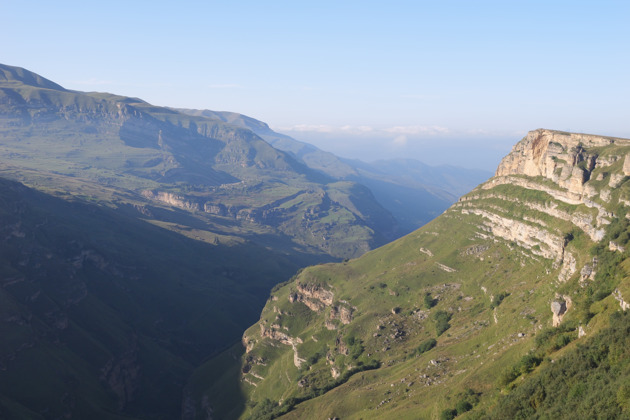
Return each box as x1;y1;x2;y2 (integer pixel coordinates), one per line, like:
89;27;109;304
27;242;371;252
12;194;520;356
496;129;630;180
195;129;630;420
457;129;630;283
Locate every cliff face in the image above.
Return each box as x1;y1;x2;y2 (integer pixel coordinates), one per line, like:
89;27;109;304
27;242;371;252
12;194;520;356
190;129;630;420
496;129;630;177
496;128;630;197
459;129;630;282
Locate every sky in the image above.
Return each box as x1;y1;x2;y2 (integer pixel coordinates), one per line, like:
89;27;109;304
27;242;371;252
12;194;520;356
2;1;629;170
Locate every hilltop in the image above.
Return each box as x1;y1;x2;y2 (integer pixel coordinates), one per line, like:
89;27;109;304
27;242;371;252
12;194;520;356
188;129;630;419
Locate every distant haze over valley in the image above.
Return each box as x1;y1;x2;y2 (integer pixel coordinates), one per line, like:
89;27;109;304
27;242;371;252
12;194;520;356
274;126;513;171
1;2;628;419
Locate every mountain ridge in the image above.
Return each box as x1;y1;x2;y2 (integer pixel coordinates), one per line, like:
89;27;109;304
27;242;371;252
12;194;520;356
0;63;402;258
175;107;492;233
0;63;67;91
188;128;630;419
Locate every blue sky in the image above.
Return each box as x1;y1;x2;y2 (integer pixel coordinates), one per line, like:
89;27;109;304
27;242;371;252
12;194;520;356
2;1;629;169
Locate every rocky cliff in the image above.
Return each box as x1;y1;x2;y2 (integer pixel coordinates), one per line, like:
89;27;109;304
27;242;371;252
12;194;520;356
188;129;630;420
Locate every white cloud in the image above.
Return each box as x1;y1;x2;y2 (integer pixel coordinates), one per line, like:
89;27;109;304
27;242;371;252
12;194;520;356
275;124;337;133
275;124;449;137
383;125;449;135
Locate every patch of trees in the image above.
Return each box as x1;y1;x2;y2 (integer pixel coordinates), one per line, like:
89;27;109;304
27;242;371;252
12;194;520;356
433;310;452;336
440;389;480;420
486;311;630;419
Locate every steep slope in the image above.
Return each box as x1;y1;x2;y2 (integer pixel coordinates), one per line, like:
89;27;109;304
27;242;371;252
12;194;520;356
176;108;491;233
188;129;630;419
0;63;397;258
175;108;359;179
0;176;325;419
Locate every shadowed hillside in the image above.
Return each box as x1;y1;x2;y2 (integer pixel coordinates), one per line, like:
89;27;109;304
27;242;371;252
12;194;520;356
0;176;329;419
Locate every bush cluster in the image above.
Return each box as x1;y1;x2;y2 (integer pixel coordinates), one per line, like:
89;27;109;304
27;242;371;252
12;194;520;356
433;310;452;336
489;311;630;418
439;389;479;420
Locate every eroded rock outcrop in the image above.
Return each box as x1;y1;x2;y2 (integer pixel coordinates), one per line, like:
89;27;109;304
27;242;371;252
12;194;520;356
610;241;626;253
461;207;564;262
580;258;597;285
259;324;305;368
141;190;201;211
330;305;354;325
242;335;256;353
297;282;334;306
455;129;630;285
496;129;630;181
491;129;629;216
289;282;335;313
551;295;572;327
613;289;630;311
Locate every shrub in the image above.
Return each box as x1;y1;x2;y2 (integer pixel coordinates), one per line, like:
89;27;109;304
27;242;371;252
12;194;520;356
416;338;437;355
434;310;452;336
517;354;542;375
497;366;519;387
440;408;457;420
456;400;473;415
490;292;509;309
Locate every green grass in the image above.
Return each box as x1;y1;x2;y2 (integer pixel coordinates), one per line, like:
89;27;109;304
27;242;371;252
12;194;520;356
189;139;630;419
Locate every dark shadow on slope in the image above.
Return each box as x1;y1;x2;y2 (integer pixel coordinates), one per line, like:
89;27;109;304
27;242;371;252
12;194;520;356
183;341;248;420
0;177;325;419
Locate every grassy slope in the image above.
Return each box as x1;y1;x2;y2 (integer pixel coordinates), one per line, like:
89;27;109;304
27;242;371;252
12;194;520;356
189;139;630;420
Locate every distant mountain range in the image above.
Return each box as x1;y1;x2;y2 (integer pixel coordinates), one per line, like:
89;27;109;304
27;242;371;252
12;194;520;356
176;108;491;232
0;63;489;419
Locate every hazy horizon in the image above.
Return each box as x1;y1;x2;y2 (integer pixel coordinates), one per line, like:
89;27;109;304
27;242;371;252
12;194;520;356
273;126;513;171
3;1;628;170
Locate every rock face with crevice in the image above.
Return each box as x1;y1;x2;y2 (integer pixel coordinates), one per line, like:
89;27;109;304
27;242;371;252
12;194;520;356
455;129;630;284
289;282;335;312
551;297;572;327
496;129;630;181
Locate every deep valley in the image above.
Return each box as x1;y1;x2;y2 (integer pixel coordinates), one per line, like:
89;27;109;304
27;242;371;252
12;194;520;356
2;63;630;420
